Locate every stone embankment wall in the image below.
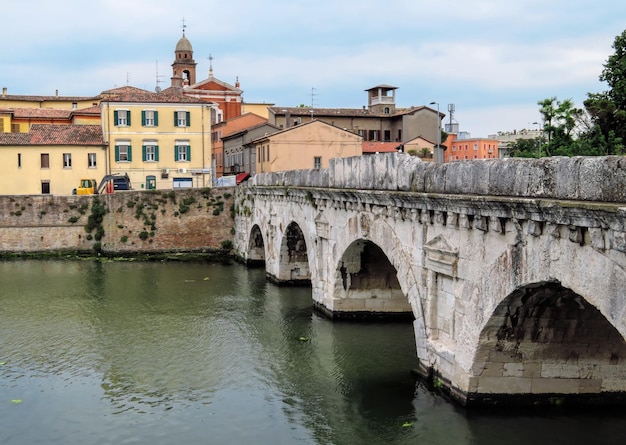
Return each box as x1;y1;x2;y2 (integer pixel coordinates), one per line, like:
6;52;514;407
251;153;626;203
0;188;235;255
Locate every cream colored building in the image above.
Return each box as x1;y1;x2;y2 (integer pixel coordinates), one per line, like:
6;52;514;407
0;124;106;195
249;120;362;173
100;86;212;190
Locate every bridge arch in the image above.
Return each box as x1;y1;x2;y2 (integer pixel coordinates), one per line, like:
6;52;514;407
463;235;626;403
246;224;266;265
333;239;411;316
275;221;311;284
324;216;429;365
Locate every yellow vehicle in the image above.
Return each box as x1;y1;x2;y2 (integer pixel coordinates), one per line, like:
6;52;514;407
73;174;132;195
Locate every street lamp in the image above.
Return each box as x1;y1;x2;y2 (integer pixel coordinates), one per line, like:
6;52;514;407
532;121;542;157
430;101;442;163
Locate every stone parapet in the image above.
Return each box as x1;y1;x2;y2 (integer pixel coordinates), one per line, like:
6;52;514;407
250;153;626;203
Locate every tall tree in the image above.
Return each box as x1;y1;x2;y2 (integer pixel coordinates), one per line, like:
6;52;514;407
583;29;626;154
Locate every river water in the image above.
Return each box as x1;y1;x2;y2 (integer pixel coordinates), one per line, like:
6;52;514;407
0;259;625;445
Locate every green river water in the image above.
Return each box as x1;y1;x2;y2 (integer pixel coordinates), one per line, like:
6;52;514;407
0;260;625;444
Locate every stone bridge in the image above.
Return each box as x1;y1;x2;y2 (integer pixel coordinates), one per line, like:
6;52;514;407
233;153;626;406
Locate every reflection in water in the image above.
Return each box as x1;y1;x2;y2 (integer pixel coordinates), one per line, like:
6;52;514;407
0;260;626;445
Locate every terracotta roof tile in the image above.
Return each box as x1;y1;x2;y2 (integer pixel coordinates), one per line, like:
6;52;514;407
100;85;204;104
269;105;429;118
0;124;105;146
362;141;402;153
0;108;72;119
0;94;98;102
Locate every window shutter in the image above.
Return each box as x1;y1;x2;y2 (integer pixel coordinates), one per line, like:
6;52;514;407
186;111;190;127
154;111;159;127
128;146;133;162
115;146;120;161
174;112;178;127
174;145;178;161
142;145;147;161
141;111;146;126
186;145;191;161
155;145;159;162
114;110;119;126
127;111;131;126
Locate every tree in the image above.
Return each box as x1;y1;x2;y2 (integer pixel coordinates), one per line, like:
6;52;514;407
536;97;584;156
582;29;626;154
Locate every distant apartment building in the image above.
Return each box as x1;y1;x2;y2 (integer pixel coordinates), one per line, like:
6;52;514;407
249;120;362;173
268;85;442;147
211;113;270;178
444;133;499;161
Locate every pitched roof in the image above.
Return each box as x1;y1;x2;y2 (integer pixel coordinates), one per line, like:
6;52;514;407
0;108;72;119
362;141;402;153
268;105;432;118
0;124;105;146
188;76;242;93
0;93;99;102
249;119;362;144
99;86;204;104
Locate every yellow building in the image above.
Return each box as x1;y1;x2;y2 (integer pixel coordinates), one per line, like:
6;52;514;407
0;87;99;113
100;86;212;190
250;120;362;173
0;124;106;195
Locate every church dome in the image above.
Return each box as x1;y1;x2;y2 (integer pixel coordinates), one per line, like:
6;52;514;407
175;35;193;52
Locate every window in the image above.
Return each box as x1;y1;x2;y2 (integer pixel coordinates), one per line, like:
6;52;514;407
114;110;130;126
473;144;478;151
384;130;391;142
63;153;72;168
88;153;97;168
17;153;21;168
72;102;77;109
175;142;191;162
142;110;158;127
314;156;322;169
115;143;132;162
384;107;390;114
143;143;159;162
0;119;4;132
41;153;50;169
41;181;50;194
11;123;20;132
175;111;190;127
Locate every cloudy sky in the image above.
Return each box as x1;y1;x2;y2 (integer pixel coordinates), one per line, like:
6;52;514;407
3;0;625;137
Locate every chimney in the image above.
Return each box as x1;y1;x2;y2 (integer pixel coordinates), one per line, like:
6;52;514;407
55;89;59;96
235;76;240;88
2;87;6;97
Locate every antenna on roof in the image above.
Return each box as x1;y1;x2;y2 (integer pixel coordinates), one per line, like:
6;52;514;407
182;17;187;36
310;87;317;108
126;72;131;86
445;103;459;134
155;60;164;93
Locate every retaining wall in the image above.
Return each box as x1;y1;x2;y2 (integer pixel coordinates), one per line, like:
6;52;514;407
0;188;235;254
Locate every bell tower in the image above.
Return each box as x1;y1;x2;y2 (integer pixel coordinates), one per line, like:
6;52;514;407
171;24;197;88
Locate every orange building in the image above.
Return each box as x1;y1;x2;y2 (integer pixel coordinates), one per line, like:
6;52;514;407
444;133;499;162
211;113;268;178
